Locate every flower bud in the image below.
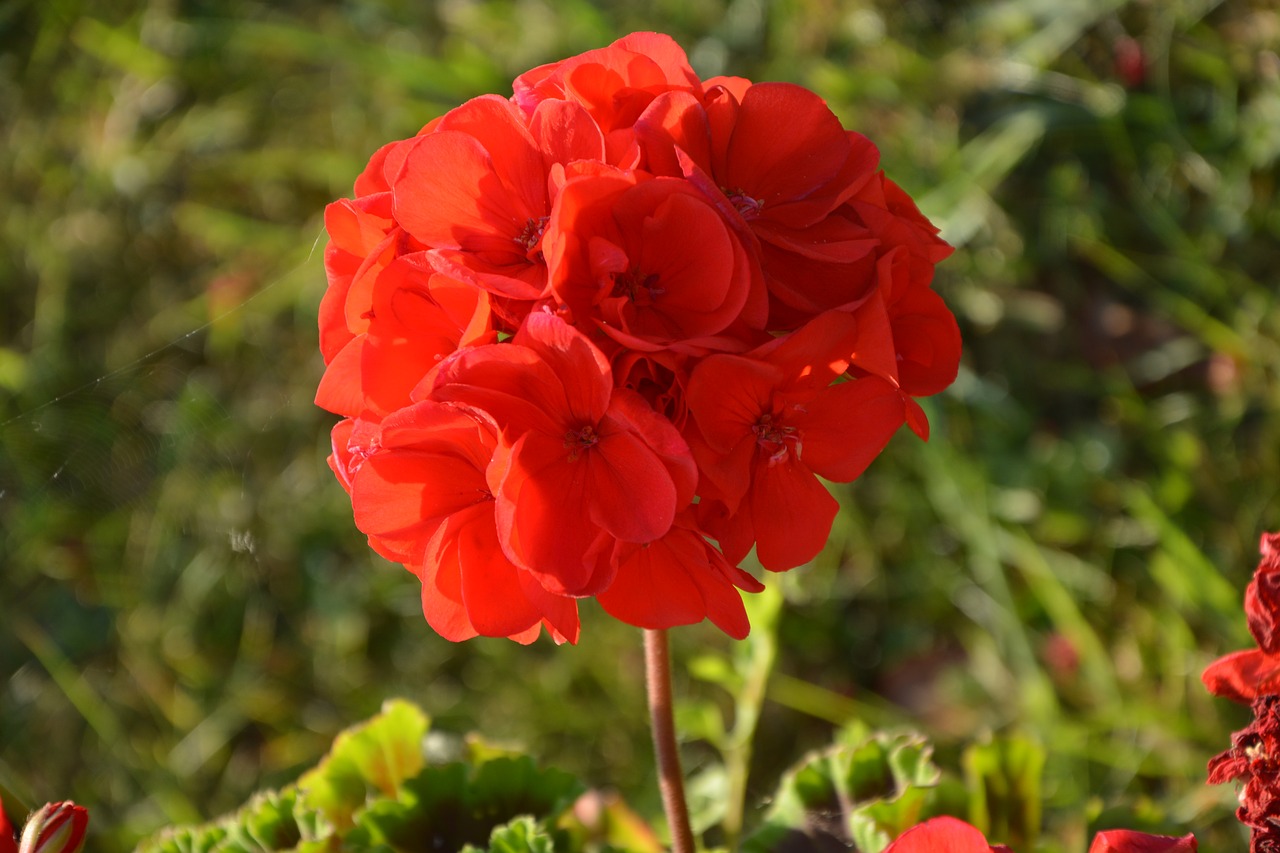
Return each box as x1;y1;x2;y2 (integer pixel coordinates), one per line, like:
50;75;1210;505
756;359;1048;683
17;802;87;853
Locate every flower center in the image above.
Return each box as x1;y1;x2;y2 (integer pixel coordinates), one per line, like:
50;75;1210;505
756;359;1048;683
564;424;600;462
752;413;801;466
612;268;664;307
722;187;764;220
515;216;549;256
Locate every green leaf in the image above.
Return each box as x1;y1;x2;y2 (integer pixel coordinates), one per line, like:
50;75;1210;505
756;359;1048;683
485;817;557;853
225;789;303;852
347;756;582;853
744;728;942;853
134;825;228;853
296;699;430;831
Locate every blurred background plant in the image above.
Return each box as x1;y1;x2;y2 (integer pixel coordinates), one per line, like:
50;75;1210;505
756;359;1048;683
1;0;1277;850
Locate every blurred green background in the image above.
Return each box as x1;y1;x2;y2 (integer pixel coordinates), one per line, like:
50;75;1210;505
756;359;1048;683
2;0;1278;849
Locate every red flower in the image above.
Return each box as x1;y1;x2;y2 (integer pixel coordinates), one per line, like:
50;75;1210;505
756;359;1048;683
512;32;703;166
1204;532;1280;850
316;253;495;418
335;402;579;643
428;312;697;596
393;96;570;311
1209;694;1280;850
598;508;764;639
544;170;766;347
686;311;906;570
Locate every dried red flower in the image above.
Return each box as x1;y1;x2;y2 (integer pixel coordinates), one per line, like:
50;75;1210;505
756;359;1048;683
1208;695;1280;851
1204;532;1280;850
317;32;960;641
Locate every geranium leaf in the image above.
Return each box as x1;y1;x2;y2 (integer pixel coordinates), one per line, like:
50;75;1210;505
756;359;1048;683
296;699;429;831
744;728;942;853
484;816;558;853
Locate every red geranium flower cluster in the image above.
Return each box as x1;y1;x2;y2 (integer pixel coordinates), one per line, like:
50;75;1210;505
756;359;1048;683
316;32;960;644
1203;532;1280;850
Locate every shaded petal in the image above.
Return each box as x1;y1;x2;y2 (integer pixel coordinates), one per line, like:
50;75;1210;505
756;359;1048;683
428;341;566;437
417;536;479;643
513;312;614;425
749;456;839;571
587;418;678;542
515;569;581;645
750;310;860;394
500;431;617;595
721;83;850;227
795;376;906;482
686;354;781;452
606;387;698;508
446;503;545;638
891;284;963;398
599;532;707;630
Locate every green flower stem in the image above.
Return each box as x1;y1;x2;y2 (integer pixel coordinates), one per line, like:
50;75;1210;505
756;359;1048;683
644;628;696;853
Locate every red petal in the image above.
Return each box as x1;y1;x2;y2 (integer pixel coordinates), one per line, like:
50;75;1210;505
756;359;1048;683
434;95;546;219
749;456;839;571
850;288;901;386
587;419;678;542
516;569;581;644
417;538;479;642
530;98;606;166
446;504;545;638
1201;648;1280;704
795;376;906;482
315;335;367;417
427;341;565;437
891;284;963;397
883;817;996;853
904;396;931;441
1088;830;1197;853
634;90;712;177
686;354;782;452
499;431;617;595
752;310;861;394
721;83;849;227
513;312;613;426
599;530;708;630
607;388;698;507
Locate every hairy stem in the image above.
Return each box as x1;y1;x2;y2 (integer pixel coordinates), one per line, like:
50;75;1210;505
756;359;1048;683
645;628;696;853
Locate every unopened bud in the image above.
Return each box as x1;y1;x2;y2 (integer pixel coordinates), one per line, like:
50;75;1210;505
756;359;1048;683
18;802;88;853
